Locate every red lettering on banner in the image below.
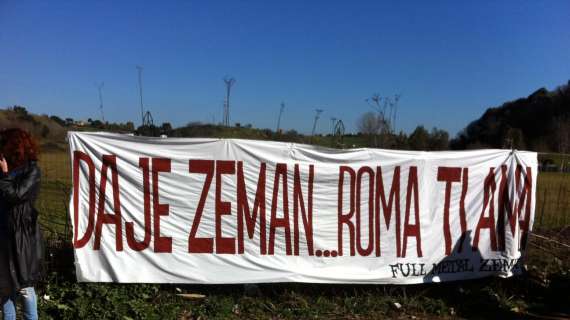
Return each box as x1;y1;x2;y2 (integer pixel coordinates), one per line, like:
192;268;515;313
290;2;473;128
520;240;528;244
375;166;401;257
458;168;469;253
402;166;422;257
497;165;534;251
473;168;498;251
215;160;236;254
152;158;172;253
269;163;292;255
93;155;123;251
356;166;374;256
516;166;533;249
72;151;96;248
339;166;406;257
293;164;314;256
71;151;530;261
237;162;267;254
188;160;214;253
497;165;514;251
338;166;356;256
437;167;461;256
126;158;152;251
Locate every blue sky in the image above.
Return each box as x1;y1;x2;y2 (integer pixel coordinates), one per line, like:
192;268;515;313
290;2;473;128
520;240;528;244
1;1;569;135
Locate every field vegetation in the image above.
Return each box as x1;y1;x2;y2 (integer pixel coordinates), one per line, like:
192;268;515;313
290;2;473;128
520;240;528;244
1;97;569;318
29;148;569;319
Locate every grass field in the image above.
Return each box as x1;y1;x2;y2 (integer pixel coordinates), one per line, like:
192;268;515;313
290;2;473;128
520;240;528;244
536;172;570;228
26;148;570;319
37;150;71;236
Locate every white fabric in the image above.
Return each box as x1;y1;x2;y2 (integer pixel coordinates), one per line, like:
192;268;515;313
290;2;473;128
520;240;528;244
68;131;537;284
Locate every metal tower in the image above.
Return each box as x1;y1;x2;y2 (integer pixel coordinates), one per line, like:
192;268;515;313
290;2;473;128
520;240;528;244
223;76;236;127
96;82;105;122
276;102;285;133
136;66;145;126
311;108;323;137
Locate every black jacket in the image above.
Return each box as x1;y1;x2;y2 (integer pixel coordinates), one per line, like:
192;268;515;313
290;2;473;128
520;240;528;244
0;161;43;292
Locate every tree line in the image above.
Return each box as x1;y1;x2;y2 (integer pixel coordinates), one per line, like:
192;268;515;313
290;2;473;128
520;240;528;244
356;111;449;151
450;81;570;152
4;80;569;152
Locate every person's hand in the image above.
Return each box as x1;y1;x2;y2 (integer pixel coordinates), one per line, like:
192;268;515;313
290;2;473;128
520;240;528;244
0;156;8;173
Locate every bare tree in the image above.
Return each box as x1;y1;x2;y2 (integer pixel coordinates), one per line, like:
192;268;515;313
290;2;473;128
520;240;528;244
357;112;381;147
358;112;380;134
364;93;400;147
503;127;525;150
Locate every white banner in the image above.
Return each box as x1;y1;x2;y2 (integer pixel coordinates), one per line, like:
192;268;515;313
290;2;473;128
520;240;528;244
68;132;537;284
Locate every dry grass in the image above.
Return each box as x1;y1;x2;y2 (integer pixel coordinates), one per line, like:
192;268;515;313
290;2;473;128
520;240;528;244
37;150;71;235
536;172;570;228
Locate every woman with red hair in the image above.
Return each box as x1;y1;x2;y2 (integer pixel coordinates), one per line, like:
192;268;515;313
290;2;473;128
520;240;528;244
0;128;43;320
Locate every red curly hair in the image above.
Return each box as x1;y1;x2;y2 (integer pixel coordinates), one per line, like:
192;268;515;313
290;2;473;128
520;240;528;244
0;128;39;169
